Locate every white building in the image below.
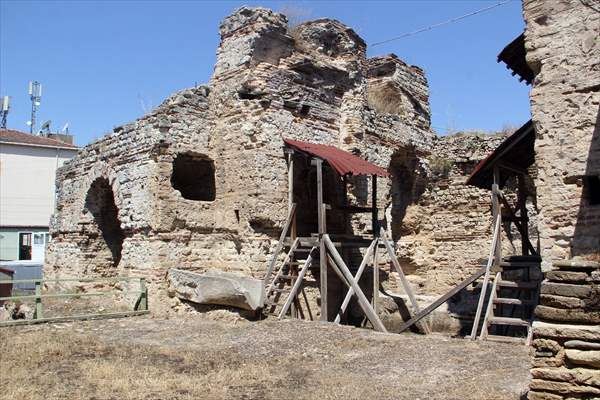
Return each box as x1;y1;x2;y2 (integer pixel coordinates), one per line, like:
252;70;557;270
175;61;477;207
0;129;78;262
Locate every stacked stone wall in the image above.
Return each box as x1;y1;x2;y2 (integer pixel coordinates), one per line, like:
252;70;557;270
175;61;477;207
529;259;600;400
524;0;600;266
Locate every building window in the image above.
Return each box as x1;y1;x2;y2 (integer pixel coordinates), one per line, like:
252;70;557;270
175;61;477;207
583;175;600;206
171;153;216;201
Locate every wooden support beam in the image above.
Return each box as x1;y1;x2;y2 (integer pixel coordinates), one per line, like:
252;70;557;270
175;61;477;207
324;235;387;333
373;238;379;317
372;175;379;237
517;174;529;256
264;204;297;283
397;266;487;333
470;213;502;339
380;228;427;333
333;239;377;324
278;248;315;319
316;158;328;321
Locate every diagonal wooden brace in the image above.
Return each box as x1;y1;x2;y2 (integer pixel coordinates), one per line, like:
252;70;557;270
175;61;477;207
324;235;387;333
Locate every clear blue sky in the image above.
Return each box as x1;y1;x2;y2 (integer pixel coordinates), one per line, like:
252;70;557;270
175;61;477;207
0;0;530;146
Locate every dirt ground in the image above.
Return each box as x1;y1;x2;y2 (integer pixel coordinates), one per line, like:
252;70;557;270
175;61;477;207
0;313;531;400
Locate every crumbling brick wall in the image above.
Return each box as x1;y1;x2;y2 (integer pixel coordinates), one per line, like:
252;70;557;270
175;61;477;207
523;0;600;266
46;7;438;313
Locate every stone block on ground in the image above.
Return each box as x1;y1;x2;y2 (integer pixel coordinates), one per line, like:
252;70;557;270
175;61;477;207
565;349;600;369
167;268;265;311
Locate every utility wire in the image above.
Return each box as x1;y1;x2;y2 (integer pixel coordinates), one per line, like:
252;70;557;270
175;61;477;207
371;0;512;47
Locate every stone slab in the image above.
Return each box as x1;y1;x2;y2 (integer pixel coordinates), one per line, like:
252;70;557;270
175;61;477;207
530;378;600;395
540;282;591;299
532;321;600;341
545;270;589;283
564;340;600;350
167;268;265;311
565;349;600;368
531;367;600;388
553;260;600;271
535;305;600;324
539;294;584;309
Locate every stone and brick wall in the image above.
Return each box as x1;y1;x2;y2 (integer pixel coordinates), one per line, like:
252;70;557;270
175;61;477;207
529;259;600;399
524;0;600;266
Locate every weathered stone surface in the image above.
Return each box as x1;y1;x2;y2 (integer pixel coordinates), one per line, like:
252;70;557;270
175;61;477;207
524;0;600;265
554;260;600;271
545;270;590;283
565;349;600;369
530;378;600;395
531;367;600;388
527;391;562;400
535;305;600;324
45;6;443;315
533;321;600;341
564;340;600;351
167;269;265;311
540;282;592;299
539;294;584;309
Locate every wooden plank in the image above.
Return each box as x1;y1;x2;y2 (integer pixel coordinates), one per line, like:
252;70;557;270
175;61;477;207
333;239;377;324
278;248;315;319
0;290;143;302
34;281;42;320
316;159;327;322
324;235;387;333
264;203;297;283
301;287;313;321
380;229;425;327
371;175;378;236
266;238;300;296
397;266;487;333
373;238;379;317
469;212;502;339
0;310;150;327
480;272;500;339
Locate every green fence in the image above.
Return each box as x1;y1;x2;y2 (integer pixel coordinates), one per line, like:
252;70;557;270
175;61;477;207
0;276;149;326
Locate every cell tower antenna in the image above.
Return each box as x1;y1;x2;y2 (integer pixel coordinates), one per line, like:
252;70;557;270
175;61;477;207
27;81;42;135
0;96;9;129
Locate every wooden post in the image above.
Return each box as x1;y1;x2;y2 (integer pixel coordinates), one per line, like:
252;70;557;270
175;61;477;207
372;175;378;237
492;166;502;266
324;235;387;333
517;174;528;256
316;158;327;321
372;238;379;317
287;150;297;240
34;280;43;319
333;239;377;324
372;175;379;318
135;278;148;312
287;151;297;318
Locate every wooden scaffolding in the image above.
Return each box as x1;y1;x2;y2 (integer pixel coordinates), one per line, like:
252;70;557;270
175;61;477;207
262;139;426;333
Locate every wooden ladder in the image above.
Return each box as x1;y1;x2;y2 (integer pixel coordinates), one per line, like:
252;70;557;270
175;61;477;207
479;256;540;345
264;240;316;319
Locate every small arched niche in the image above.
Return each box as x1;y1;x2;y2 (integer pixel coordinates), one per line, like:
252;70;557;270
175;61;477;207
83;177;125;269
171;153;216;201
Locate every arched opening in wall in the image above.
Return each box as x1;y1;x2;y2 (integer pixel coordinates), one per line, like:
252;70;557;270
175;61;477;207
83;178;125;268
171;153;216;201
389;148;424;242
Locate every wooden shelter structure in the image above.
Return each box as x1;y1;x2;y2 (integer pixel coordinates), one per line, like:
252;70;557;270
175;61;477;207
263;139;428;333
466;120;541;344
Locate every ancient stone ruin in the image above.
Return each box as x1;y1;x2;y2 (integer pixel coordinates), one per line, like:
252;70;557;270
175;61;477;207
47;7;442;314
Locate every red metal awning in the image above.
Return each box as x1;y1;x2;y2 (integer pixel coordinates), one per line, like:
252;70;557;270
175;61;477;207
283;138;389;177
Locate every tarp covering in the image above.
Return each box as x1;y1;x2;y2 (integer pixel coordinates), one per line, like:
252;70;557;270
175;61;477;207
283;138;389;177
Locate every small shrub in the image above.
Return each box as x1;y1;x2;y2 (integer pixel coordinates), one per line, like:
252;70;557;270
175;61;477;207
429;157;453;179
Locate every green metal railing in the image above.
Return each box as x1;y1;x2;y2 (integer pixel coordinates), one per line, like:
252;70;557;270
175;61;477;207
0;276;148;326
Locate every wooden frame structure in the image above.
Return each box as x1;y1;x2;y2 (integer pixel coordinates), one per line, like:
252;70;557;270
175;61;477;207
263;140;426;333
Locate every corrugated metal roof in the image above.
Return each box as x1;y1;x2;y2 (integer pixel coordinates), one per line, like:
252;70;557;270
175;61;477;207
0;129;78;149
283;138;389;177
